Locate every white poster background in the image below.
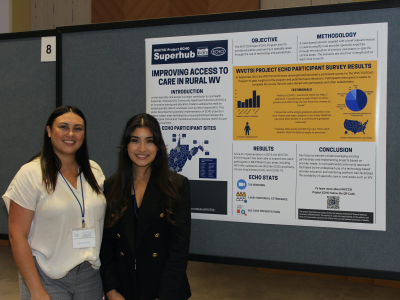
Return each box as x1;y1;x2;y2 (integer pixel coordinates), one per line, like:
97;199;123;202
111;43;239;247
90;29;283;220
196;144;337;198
146;23;387;230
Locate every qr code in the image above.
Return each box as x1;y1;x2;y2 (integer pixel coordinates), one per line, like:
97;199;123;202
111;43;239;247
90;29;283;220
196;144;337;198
327;196;340;209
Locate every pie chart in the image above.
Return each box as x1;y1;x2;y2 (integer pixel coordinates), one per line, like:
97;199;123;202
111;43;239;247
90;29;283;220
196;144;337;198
345;89;367;112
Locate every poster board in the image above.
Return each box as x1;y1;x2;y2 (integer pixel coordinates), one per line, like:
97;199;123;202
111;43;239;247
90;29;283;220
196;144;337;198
0;32;56;235
59;3;400;278
145;23;387;231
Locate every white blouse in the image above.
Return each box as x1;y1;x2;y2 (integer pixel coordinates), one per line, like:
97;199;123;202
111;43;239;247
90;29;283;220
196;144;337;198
3;159;106;279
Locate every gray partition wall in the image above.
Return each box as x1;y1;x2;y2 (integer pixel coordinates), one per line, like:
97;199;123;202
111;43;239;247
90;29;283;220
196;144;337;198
0;31;57;236
60;1;400;279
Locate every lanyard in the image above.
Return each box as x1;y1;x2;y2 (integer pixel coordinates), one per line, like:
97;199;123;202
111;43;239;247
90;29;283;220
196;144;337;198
59;170;86;228
132;182;138;218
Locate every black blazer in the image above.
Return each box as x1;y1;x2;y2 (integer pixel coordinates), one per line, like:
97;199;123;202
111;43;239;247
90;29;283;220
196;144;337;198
100;172;191;300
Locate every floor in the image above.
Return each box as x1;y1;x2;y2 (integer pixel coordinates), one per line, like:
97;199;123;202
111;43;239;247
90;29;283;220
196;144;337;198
1;246;400;299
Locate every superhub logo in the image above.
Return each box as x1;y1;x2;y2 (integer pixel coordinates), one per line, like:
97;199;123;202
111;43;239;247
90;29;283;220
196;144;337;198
152;40;228;65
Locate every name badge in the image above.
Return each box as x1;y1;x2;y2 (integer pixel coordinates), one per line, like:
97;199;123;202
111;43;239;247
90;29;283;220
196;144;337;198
72;228;96;249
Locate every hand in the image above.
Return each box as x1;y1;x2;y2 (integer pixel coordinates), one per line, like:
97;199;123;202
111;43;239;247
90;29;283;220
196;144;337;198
31;290;51;300
106;289;125;300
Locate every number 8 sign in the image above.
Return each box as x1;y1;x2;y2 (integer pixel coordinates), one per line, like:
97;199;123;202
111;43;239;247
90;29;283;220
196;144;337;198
41;37;56;62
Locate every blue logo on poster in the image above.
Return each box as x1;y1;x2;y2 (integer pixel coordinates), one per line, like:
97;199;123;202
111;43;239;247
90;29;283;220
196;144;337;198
237;179;247;190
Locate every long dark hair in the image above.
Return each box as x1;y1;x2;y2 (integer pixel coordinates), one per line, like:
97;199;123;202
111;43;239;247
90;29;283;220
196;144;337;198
106;113;181;227
31;105;102;195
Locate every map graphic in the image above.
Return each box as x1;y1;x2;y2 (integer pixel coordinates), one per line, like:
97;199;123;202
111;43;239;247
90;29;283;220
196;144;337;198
168;134;205;172
344;119;368;134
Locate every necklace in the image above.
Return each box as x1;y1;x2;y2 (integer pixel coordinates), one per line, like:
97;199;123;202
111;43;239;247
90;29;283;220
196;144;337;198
135;177;148;185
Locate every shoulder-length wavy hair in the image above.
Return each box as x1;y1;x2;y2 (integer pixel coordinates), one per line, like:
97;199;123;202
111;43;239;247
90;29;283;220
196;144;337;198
106;113;181;227
31;105;101;195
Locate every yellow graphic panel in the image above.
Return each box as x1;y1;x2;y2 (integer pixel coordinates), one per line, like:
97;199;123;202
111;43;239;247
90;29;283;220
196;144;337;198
233;61;377;142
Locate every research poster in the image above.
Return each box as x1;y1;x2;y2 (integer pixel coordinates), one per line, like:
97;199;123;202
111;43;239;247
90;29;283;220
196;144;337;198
145;23;387;230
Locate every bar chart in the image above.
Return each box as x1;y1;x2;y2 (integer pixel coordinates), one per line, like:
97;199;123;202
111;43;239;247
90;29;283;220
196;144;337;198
237;90;260;108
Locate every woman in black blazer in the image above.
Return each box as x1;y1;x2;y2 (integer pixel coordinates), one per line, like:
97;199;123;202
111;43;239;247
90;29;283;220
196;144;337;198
100;114;191;300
